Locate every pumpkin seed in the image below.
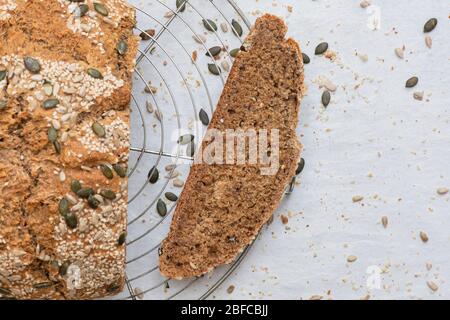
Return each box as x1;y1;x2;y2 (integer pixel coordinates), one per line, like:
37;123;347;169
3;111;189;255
231;19;243;37
230;48;240;58
87;68;103;79
203;19;217;32
113;164;127;178
59;198;70;216
118;232;126;245
208;63;221;75
117;40;128;55
302;52;310;64
405;76;418;88
178;134;194;145
296;158;305;175
24;57;41;74
77;187;94;199
87;195;100;209
65;212;78;229
92;122;106;137
59;261;70;277
165;192;178;202
176;0;186;12
42;98;60;110
157;199;167;217
423;18;437;33
0;100;7;110
53;141;61;154
33;282;54;289
0;70;6;81
322;91;331;107
148;166;159;184
79;4;89;17
140;29;155;41
71;180;82;193
48;127;58;143
205;46;222;57
100;164;114;179
315;42;328;55
186;141;195;157
199;108;210;125
100;189;116;200
94;2;109;16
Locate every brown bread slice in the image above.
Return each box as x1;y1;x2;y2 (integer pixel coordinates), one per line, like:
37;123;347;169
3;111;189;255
159;14;304;279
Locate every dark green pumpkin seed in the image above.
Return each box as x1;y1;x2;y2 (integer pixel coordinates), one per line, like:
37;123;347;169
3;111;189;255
322;91;331;107
176;0;186;12
33;282;54;289
59;198;69;216
117;40;128;55
178;134;194;145
405;76;418;88
87;195;100;209
113;163;127;178
59;261;70;277
79;4;89;17
296;158;305;175
87;68;103;79
199;108;209;126
118;232;126;245
302;52;310;64
94;2;109;16
100;189;116;200
157;199;167;217
42;98;60;110
315;42;328;55
71;180;82;193
229;48;240;58
165;192;178;202
24;57;41;74
92;122;106;137
208;63;221;75
65;213;78;229
53;141;61;154
186;141;195;157
0;100;7;110
100;164;113;179
203;19;217;32
48;127;58;143
423;18;437;33
77;187;94;199
0;70;6;82
205;46;222;57
148;166;159;184
231;19;243;37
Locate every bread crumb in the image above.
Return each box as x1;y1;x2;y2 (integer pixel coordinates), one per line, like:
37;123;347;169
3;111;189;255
437;187;448;195
347;255;358;263
280;214;289;225
381;216;388;228
427;281;438;292
192;50;198;62
420;231;429;243
352;195;364;202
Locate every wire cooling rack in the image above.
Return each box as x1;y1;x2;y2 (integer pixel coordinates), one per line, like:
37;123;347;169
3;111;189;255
119;0;297;300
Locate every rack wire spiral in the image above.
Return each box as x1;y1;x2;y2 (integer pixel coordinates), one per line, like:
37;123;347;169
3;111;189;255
120;0;296;300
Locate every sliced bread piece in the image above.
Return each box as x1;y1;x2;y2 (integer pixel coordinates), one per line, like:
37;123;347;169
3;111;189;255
159;14;304;279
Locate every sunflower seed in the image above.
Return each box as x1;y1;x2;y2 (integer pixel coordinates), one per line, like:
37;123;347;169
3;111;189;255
229;48;240;58
118;232;126;245
65;212;78;229
157;199;167;217
395;47;404;59
381;216;388;228
92;122;106;137
315;42;328;55
208;63;221;75
33;282;54;289
24;57;41;74
48;127;58;143
100;189;116;200
405;76;418;88
178;134;194;145
0;70;6;81
59;198;69;216
295;158;305;175
94;2;109;16
42;98;60;110
100;164;113;179
79;4;89;17
53;141;61;154
206;46;222;57
77;187;94;199
186;141;195;157
322;91;331;107
425;36;432;49
231;19;243;37
199;108;210;125
302;52;310;64
423;18;437;33
203;19;217;32
87;195;100;209
71;180;82;193
427;281;438;292
420;231;429;243
59;262;70;277
437;187;449;195
87;68;103;79
113;164;127;178
117;40;128;55
176;0;186;12
148;166;159;184
221;60;230;72
165;192;178;202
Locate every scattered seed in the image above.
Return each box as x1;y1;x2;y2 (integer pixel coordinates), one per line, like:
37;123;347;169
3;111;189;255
395;47;405;59
0;70;6;81
33;282;54;289
157;199;167;217
77;187;94;199
146;100;154;113
405;76;418;88
381;216;388;228
59;198;69;216
71;180;82;193
186;141;195;157
420;231;429;243
42;98;60;110
296;158;305;175
203;19;217;32
65;212;78;229
113;164;127;178
165;192;178;202
42;82;53;96
322;91;331;107
302;52;310;64
231;19;243;37
280;214;289;225
92;122;106;138
347;255;357;263
178;134;194;145
206;46;221;57
100;164;114;179
100;189;116;200
144;84;158;94
208;63;221;75
0;287;12;296
413;91;424;101
93;2;109;16
199;108;210;125
87;68;103;79
427;281;438;292
79;4;89;17
118;232;126;245
176;0;186;12
87;195;100;209
0;100;7;110
229;48;240;58
358;53;368;62
134;287;144;300
53;141;61;154
140;29;155;40
48;127;58;143
425;36;432;49
227;285;235;294
220;22;228;32
24;57;41;74
315;42;328;55
352;195;364;202
193;34;206;44
221;60;230;72
173;178;184;188
148;166;159;184
360;0;371;8
117;40;128;55
423;18;437;33
59;262;70;277
165;164;177;172
437;187;448;195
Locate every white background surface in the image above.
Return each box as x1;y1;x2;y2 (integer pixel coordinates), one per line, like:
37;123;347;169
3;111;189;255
127;0;449;300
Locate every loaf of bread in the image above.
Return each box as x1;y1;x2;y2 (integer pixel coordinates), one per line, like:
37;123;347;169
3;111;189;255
159;14;304;279
0;0;138;299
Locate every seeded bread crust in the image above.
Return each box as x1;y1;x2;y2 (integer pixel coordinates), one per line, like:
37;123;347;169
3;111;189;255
159;14;304;279
0;0;138;299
